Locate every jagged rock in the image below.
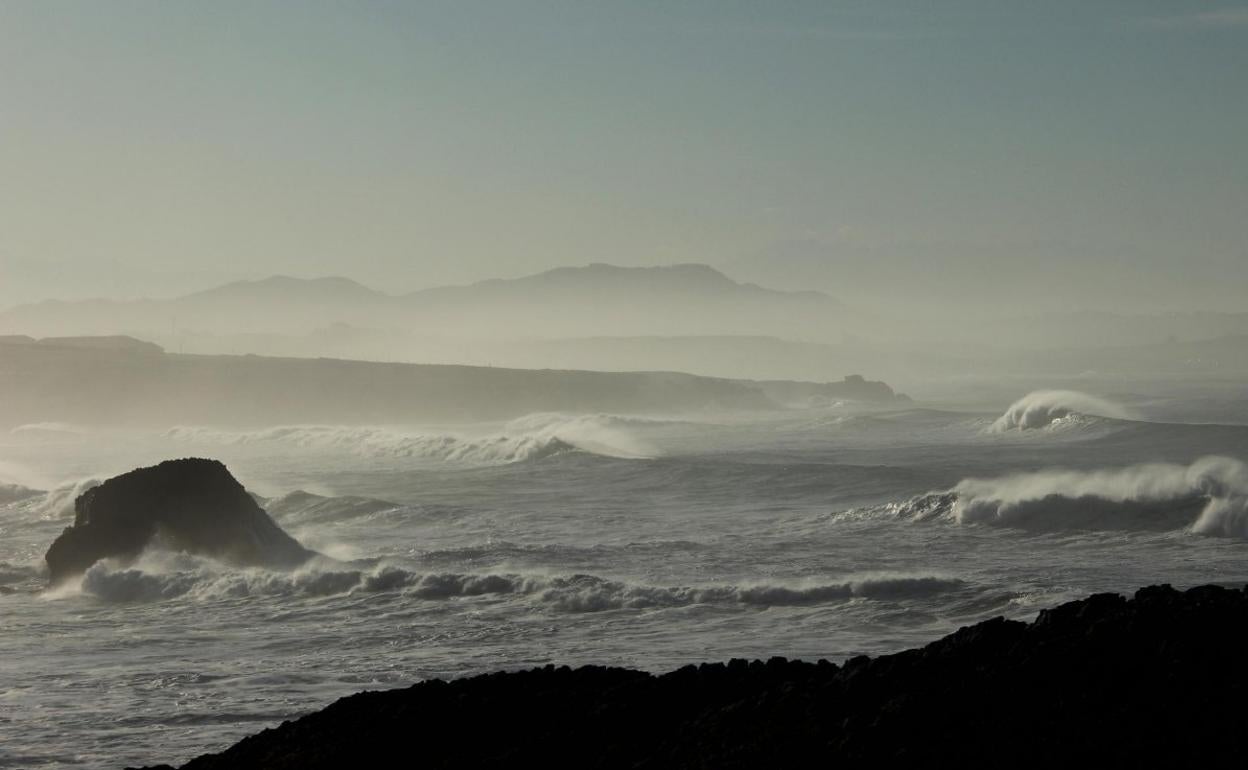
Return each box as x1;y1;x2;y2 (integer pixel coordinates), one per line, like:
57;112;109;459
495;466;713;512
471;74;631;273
45;458;313;583
134;583;1248;769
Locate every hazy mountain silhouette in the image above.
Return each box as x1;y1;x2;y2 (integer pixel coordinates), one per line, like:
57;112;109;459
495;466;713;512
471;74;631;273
5;263;1244;377
0;263;843;340
398;263;841;338
410;263;827;301
184;275;385;304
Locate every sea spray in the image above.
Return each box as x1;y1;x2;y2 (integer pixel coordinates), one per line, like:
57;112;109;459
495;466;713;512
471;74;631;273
165;413;662;464
991;390;1134;431
60;554;964;610
876;456;1248;536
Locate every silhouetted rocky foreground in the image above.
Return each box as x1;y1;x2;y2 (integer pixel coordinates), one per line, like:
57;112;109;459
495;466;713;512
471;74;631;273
136;583;1248;769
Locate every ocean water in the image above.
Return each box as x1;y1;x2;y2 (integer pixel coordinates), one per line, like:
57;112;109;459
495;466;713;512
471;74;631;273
2;393;1247;769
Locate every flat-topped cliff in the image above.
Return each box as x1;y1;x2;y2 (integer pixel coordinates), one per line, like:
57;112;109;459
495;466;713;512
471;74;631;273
0;336;902;427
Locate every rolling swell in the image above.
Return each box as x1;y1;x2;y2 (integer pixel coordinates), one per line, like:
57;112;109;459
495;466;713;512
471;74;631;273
262;490;403;524
0;561;42;590
0;482;41;506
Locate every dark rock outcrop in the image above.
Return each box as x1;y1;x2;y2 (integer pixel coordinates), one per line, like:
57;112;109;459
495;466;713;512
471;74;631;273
138;583;1248;769
45;458;313;584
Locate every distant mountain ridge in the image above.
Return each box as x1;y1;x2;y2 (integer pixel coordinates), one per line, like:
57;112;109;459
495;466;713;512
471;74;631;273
183;275;385;303
5;263;826;307
172;263;834;304
0;263;844;340
428;263;829;299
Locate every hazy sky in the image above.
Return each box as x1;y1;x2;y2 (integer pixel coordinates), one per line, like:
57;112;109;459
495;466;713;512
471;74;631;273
2;1;1245;312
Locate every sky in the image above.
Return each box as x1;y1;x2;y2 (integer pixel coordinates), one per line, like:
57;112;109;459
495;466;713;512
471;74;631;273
1;1;1245;313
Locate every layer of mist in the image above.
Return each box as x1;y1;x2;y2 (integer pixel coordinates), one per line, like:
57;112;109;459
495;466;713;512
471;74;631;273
3;265;1246;393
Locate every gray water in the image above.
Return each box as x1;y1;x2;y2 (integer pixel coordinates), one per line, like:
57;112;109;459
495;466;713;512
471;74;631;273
2;394;1247;769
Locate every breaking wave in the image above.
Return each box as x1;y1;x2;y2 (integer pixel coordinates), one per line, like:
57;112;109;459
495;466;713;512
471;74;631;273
165;414;659;464
991;390;1134;432
877;456;1248;536
63;555;960;610
164;425;578;464
23;477;101;520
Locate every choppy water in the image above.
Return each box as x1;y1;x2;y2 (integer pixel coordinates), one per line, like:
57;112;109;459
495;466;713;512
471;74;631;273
2;393;1247;769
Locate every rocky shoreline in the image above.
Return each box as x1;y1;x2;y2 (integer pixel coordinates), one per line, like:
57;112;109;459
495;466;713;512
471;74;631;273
135;583;1248;768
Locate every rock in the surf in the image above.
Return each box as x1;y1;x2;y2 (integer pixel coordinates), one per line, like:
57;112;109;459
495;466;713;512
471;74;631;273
45;458;313;583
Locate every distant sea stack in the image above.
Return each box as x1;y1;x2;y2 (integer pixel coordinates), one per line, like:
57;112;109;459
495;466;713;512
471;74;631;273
137;584;1248;768
45;458;313;584
757;373;907;406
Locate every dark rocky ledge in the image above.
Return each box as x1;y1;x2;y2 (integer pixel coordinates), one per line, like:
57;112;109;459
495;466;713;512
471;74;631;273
135;583;1248;769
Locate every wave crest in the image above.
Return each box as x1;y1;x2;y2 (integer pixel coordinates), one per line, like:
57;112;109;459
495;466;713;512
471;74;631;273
63;557;960;611
166;414;659;464
165;425;578;464
881;456;1248;536
27;477;101;520
991;390;1133;432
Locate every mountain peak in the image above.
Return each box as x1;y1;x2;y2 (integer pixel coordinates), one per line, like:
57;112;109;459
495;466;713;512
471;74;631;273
184;275;385;302
533;262;733;282
479;263;828;298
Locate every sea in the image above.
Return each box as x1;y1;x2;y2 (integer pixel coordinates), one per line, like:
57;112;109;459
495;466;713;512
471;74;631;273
2;386;1247;768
